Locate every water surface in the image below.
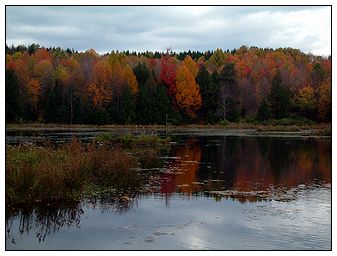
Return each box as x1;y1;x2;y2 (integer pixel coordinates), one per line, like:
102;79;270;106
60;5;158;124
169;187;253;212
6;132;331;250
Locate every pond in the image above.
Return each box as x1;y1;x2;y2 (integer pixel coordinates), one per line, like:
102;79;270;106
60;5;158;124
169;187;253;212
5;129;331;250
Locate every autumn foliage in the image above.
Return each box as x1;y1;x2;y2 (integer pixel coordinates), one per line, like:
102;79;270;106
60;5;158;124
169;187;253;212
175;65;202;117
5;44;331;124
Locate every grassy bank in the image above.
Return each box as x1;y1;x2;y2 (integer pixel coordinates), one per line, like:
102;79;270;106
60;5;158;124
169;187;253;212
6;123;331;140
6;121;331;130
6;136;169;206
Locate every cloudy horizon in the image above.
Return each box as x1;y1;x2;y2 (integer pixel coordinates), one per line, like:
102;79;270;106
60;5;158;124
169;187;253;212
6;6;331;56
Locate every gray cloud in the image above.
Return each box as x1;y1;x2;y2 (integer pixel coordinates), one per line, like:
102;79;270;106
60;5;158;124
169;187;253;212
6;6;331;56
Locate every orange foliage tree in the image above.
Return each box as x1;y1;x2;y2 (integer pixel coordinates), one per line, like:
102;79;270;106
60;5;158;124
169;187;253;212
175;65;202;117
5;45;331;124
87;82;111;107
122;65;139;95
88;59;113;107
26;78;40;109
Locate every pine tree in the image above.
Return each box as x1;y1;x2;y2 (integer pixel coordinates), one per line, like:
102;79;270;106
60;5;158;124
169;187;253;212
257;98;271;121
269;70;290;119
196;65;218;123
6;69;21;122
119;85;136;124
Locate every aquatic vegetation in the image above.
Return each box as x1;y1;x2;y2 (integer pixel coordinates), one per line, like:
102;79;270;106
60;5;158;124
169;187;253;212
95;134;171;170
95;132;114;142
5;138;142;205
136;148;163;169
95;133;171;147
6;133;173;207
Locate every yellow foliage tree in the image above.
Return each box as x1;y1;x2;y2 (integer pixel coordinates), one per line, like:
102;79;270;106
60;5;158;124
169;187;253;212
175;65;202;117
123;65;139;95
68;56;80;71
85;49;99;59
183;55;198;77
54;65;69;85
296;85;316;112
206;48;227;72
34;59;53;80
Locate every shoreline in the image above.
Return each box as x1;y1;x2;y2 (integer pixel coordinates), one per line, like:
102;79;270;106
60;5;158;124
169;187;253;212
6;123;331;138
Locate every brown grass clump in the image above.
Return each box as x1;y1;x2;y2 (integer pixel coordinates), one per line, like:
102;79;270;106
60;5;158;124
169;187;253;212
88;146;138;188
137;148;162;169
6;138;140;205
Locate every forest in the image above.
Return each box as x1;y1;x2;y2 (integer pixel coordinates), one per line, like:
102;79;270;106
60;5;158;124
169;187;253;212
5;44;331;125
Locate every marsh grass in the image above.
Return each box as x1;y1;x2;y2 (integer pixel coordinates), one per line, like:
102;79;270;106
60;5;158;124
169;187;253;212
136;148;163;169
6;138;141;206
309;127;331;136
96;133;171;147
95;134;170;170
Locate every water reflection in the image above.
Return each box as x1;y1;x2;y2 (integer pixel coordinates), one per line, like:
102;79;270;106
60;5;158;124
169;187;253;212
86;196;138;214
6;136;331;247
6;204;83;244
6;197;137;246
160;139;201;195
158;136;331;202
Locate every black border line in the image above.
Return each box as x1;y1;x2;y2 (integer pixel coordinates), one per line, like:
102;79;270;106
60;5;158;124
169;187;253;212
4;4;333;252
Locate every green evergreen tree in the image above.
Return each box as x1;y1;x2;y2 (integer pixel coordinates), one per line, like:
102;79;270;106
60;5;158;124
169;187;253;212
133;62;150;88
5;69;21;122
119;85;136;124
136;71;178;125
137;77;155;124
157;83;181;125
28;43;40;54
257;98;272;121
88;107;109;125
44;82;69;123
196;65;219;123
310;63;327;88
269;70;290;119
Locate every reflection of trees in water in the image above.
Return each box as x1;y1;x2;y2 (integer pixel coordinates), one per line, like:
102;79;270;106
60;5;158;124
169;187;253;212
197;137;246;190
159;138;201;197
257;138;331;187
198;136;331;199
157;136;330;203
175;139;201;194
87;196;137;214
258;138;284;182
6;196;137;243
317;140;331;182
6;203;83;243
6;137;330;242
215;137;241;189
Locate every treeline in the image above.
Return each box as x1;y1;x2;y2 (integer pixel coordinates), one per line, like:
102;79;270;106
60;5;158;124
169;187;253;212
6;44;331;125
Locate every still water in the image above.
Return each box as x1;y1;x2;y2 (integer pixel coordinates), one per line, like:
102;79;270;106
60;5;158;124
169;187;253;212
6;132;331;250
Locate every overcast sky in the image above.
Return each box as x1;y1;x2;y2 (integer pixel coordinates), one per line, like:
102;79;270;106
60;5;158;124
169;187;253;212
6;6;331;56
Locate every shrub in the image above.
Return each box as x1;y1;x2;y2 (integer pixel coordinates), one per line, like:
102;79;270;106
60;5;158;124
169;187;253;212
218;120;230;126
